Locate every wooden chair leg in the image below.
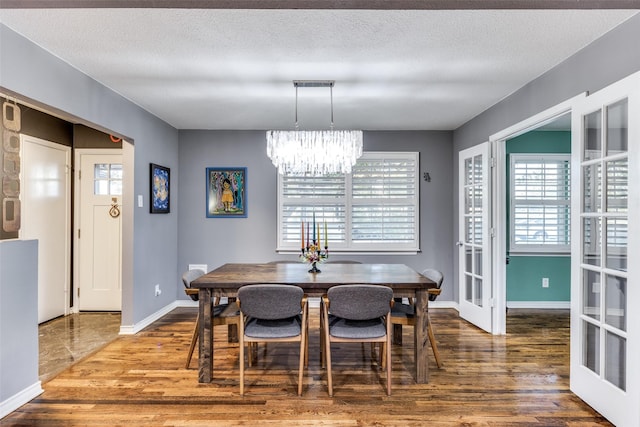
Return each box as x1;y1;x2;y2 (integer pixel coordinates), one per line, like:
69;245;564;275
298;327;306;396
185;313;200;369
240;340;245;396
427;315;443;368
385;337;392;396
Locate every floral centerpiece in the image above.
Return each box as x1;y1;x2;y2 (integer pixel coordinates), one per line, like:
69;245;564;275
300;215;329;273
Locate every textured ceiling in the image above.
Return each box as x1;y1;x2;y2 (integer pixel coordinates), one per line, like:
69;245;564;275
0;9;637;130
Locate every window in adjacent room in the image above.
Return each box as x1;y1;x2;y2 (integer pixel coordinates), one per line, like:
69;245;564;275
510;154;570;253
277;152;419;253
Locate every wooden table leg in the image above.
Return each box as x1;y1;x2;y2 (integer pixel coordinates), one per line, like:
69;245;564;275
198;288;213;383
414;289;429;383
393;324;403;345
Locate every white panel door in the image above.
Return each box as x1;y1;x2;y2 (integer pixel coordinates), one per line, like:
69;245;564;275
20;135;71;323
76;150;123;311
570;72;640;427
458;142;493;332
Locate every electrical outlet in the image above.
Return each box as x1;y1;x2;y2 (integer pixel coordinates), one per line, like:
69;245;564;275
542;278;549;288
154;284;162;296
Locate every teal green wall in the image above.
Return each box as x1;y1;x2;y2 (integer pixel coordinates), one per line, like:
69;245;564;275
506;131;571;302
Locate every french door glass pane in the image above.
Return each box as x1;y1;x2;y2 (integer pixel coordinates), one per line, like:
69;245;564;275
473;155;482;185
584;110;602;161
465;217;473;243
583;217;601;266
474;278;483;306
606;158;628;213
583;270;600;321
582;163;601;213
465;248;472;274
474;217;482;244
465;187;473;213
465;158;473;185
465;274;472;303
606;218;627;272
606;99;628;155
475;248;482;276
474;185;483;210
605;332;626;391
605;275;626;331
583;321;600;374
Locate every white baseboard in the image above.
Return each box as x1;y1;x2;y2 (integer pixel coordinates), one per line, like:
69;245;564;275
507;301;570;309
119;300;182;335
0;381;43;419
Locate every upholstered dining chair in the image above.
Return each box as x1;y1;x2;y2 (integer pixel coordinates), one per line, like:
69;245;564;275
321;284;394;396
182;269;240;369
389;268;444;368
237;284;308;396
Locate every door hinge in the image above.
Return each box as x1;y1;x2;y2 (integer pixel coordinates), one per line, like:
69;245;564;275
77;288;80;298
490;157;496;168
78;169;81;180
490;227;495;238
78;229;80;239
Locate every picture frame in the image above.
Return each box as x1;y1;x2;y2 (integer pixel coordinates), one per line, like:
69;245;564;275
206;167;246;218
150;163;170;214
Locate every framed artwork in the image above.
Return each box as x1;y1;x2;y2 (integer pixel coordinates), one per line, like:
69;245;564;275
150;163;170;213
206;167;246;218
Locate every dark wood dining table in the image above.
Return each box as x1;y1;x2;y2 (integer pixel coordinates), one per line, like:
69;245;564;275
191;262;437;384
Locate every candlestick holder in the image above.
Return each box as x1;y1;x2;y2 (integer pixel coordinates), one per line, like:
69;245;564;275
300;241;329;273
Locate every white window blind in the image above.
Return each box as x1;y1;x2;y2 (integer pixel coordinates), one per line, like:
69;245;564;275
510;154;570;253
277;152;419;252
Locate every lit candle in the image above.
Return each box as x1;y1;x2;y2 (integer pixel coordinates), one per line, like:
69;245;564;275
306;221;310;248
324;221;328;248
301;221;304;249
313;212;316;244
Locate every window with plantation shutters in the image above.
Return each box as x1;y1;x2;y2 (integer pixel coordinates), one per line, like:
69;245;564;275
277;152;419;252
510;154;571;253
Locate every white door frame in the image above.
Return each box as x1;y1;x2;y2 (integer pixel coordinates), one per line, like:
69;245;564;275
488;93;586;335
72;148;123;313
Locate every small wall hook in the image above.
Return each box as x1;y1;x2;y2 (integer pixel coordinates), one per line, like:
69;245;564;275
423;172;431;182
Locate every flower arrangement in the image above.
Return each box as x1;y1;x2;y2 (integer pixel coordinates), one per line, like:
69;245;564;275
300;215;329;273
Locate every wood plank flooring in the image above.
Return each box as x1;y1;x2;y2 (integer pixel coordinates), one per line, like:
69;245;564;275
3;308;612;426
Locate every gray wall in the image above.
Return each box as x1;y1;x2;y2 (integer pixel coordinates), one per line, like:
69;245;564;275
176;130;455;300
0;24;180;326
452;14;640;298
0;240;39;407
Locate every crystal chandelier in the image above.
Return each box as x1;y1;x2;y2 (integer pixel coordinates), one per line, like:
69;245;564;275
266;80;363;176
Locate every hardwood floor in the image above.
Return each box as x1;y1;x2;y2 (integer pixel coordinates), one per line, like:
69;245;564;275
4;308;612;426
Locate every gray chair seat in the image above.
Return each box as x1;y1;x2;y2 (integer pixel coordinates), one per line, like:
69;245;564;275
245;315;302;339
328;315;386;339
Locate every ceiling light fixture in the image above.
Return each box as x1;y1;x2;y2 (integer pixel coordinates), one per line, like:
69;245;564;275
266;80;363;176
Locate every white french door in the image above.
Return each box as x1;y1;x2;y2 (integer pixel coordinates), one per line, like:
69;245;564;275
458;142;493;333
570;71;639;426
